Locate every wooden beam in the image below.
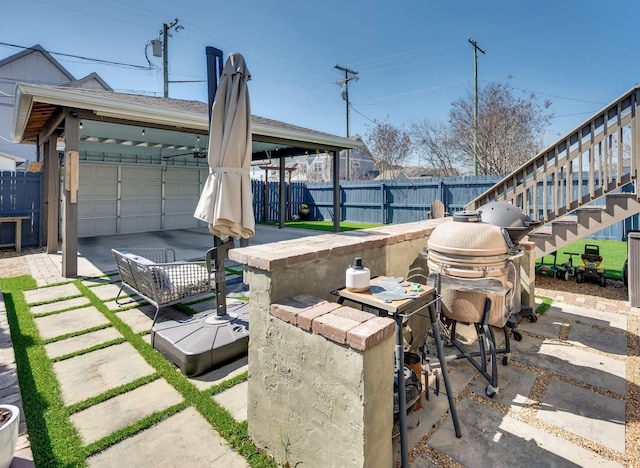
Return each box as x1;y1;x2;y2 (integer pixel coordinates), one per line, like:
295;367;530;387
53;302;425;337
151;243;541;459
38;108;65;143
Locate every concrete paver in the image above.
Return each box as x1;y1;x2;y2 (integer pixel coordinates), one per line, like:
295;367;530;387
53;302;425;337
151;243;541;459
86;407;249;467
423;398;623;468
70;378;184;445
545;303;628;331
566;323;628;356
538;378;626;453
44;327;122;359
511;336;627;395
34;306;110;340
23;282;81;304
29;296;90;314
469;363;538;412
188;356;248;392
89;283;126;301
113;305;158;334
517;312;564;338
214;380;248;422
53;342;156;406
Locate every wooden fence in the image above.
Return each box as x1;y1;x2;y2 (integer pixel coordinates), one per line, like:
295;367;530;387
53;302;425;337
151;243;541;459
253;175;636;241
0;171;41;248
0;172;633;249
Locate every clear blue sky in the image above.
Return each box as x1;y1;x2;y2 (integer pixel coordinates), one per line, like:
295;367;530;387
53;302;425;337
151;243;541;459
5;0;640;152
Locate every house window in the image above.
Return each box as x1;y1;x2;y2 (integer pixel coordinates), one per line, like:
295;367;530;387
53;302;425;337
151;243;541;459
313;162;323;173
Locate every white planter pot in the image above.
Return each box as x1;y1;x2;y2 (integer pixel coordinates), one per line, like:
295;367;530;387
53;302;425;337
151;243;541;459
0;404;19;468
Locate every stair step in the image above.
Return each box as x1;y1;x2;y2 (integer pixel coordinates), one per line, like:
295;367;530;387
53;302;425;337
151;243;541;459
530;191;640;257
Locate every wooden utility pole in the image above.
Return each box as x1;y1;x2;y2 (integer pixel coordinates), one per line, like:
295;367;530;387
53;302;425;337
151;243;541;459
468;38;485;176
335;65;358;180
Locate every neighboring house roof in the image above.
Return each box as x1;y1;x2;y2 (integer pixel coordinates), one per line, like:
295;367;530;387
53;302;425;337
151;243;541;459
65;72;113;91
0;44;76;82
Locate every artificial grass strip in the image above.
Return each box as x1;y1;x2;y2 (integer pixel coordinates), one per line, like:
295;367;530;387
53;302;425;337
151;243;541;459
50;336;127;363
1;276;86;467
83;401;189;458
40;323;114;345
66;373;161;415
26;294;85;307
208;371;248;396
76;281;276;467
2;274;274;467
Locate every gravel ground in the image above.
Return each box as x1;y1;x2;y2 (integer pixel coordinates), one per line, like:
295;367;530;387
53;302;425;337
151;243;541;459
0;250;30;278
534;273;628;302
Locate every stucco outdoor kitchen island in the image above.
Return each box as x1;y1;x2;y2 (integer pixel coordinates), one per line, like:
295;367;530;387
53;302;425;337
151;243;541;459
229;220;449;467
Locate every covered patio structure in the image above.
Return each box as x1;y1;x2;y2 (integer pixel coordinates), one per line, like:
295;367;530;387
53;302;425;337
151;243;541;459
11;83;361;277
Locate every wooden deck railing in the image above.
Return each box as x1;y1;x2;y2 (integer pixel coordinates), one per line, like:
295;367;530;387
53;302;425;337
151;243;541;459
466;87;640;224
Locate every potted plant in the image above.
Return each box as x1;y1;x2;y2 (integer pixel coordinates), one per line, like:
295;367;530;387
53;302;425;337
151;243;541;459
298;204;310;220
0;404;19;468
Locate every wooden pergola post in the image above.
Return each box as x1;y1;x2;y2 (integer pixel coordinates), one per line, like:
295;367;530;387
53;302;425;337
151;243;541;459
61;111;80;277
44;135;60;254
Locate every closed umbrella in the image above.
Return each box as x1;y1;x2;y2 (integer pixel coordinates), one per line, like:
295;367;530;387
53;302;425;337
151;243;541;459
194;52;254;240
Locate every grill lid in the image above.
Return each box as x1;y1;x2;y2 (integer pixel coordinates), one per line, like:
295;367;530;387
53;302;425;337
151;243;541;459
478;202;541;243
428;214;510;256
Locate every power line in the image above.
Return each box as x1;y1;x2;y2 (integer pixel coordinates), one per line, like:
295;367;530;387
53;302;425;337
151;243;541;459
0;41;150;70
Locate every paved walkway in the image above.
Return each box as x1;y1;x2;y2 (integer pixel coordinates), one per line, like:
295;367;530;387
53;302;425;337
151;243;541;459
1;236;638;467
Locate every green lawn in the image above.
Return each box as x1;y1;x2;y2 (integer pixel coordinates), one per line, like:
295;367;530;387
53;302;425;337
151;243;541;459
536;239;627;280
262;220;383;232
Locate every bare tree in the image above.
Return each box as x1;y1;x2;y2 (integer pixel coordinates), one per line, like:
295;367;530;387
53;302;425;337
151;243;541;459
449;79;553;175
411;118;461;176
364;119;412;179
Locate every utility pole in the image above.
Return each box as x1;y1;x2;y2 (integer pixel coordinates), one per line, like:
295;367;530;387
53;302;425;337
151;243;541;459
162;19;183;97
468;37;485;176
335;65;358;180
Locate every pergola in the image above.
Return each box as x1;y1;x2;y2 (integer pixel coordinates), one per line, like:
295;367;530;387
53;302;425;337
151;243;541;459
12;83;361;277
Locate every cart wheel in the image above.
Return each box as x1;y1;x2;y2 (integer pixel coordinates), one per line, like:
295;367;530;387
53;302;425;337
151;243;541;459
502;354;510;366
575;272;583;284
561;270;569;281
512;330;523;342
599;275;606;287
528;313;538;323
434;372;440;396
486;385;497;398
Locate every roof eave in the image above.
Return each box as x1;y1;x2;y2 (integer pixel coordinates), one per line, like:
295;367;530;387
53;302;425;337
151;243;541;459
12;82;362;151
251;122;362;151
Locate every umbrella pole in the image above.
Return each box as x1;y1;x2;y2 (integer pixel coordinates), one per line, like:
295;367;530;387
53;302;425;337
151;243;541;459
209;235;234;316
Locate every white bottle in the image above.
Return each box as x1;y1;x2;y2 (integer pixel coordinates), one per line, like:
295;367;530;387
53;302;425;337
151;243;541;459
346;257;370;292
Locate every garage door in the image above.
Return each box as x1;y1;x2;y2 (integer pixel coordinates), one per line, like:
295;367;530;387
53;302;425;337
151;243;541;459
78;163;205;237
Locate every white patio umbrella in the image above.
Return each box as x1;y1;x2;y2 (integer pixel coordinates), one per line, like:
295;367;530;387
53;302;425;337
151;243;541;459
194;52;254;240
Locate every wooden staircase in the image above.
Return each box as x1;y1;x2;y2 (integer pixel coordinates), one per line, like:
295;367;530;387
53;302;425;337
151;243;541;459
466;86;640;258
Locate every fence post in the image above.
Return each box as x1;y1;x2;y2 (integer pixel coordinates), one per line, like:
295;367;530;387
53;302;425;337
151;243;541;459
380;182;386;224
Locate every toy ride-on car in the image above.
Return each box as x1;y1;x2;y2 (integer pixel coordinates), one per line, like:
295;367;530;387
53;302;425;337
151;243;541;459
536;251;560;278
556;252;580;281
575;244;606;287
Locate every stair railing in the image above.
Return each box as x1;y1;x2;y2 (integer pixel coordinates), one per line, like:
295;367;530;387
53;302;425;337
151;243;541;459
466;87;640;225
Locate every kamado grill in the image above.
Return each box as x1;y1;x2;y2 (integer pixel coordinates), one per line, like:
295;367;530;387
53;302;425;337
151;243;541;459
423;202;540;397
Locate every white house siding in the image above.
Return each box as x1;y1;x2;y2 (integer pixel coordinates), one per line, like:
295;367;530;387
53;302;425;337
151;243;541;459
78;163;205;237
0;49;74;161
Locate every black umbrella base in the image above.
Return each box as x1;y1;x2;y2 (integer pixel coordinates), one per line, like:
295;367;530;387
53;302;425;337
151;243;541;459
152;301;249;377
